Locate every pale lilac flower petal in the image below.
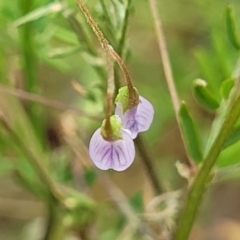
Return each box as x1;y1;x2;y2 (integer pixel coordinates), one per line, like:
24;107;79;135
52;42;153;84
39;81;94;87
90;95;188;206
115;105;139;139
136;96;154;132
115;96;154;139
89;128;135;171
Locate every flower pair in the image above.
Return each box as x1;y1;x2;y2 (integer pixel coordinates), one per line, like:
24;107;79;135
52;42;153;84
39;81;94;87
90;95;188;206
89;87;154;171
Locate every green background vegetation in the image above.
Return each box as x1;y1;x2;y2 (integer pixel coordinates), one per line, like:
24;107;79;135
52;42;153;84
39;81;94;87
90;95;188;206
1;0;240;239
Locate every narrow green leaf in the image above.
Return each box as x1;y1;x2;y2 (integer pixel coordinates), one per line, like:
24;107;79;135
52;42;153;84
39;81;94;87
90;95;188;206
192;79;220;112
220;77;235;100
179;102;203;164
226;5;240;50
224;124;240;149
54;27;79;45
13;2;64;27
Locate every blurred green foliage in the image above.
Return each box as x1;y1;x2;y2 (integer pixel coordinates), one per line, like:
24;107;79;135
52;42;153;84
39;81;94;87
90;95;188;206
0;0;240;239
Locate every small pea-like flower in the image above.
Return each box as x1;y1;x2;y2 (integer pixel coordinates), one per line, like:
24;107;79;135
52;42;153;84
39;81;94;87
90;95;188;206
115;87;154;139
89;115;135;171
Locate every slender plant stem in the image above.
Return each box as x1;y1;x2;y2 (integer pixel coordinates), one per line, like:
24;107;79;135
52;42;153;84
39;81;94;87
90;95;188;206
175;94;240;239
111;2;162;194
77;0;115;137
148;0;179;112
135;136;164;194
77;0;162;195
110;48;133;90
0;84;102;121
148;0;195;168
20;0;37;94
43;195;59;240
110;48;139;110
20;0;43;143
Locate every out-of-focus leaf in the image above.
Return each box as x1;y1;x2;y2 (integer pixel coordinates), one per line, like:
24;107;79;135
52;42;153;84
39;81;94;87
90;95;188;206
224;124;240;149
63;192;96;229
14;166;47;198
192;79;220;112
48;46;82;59
226;5;240;50
0;158;13;176
220;77;235;100
179;102;203;164
216;163;240;183
212;32;231;79
54;27;79;45
116;0;124;4
13;2;64;27
217;140;240;168
130;191;144;213
84;168;97;187
81;52;105;66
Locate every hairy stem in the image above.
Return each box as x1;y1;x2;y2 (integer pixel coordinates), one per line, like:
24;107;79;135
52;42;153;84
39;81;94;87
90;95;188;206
77;0;115;136
109;48;133;90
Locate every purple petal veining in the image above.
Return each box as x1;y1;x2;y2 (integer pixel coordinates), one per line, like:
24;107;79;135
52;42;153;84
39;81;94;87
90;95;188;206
89;128;135;171
115;96;154;138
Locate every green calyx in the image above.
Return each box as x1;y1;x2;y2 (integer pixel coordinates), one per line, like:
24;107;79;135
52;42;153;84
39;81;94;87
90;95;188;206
115;86;139;113
101;115;123;141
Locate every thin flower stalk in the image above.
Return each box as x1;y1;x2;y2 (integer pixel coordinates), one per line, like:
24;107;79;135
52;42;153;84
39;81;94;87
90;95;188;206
77;0;115;136
148;0;195;168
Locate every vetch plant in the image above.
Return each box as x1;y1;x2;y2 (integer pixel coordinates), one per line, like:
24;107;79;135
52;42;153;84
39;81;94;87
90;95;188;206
77;0;154;171
2;0;240;239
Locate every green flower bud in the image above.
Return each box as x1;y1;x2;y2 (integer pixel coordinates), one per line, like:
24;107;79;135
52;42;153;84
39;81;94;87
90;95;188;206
115;86;139;113
101;115;123;140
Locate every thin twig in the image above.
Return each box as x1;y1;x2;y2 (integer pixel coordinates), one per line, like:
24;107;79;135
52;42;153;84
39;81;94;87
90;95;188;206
0;84;102;121
148;0;195;167
148;0;179;112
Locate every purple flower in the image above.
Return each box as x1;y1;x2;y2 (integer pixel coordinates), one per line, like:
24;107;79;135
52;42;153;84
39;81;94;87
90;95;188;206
89;128;135;171
115;96;154;139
